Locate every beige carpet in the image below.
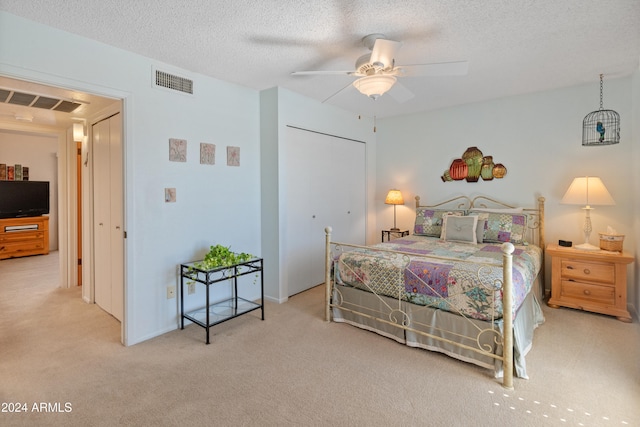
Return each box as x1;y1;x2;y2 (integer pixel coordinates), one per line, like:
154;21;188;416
1;252;639;426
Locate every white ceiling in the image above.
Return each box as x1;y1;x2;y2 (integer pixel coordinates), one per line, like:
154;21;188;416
1;0;639;124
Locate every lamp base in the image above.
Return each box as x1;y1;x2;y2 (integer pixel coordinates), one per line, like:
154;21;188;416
389;227;400;231
574;242;600;251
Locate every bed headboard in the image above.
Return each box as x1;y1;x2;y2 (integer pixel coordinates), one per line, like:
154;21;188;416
414;194;546;250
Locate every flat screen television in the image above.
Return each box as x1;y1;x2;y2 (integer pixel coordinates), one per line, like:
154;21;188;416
0;180;50;219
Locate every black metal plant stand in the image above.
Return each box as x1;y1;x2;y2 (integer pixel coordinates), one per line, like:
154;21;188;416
180;257;264;344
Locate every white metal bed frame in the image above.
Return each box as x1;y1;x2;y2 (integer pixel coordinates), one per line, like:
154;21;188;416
324;195;545;389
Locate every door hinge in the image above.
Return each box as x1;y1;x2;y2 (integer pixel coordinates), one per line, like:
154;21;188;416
124;231;127;239
78;258;82;266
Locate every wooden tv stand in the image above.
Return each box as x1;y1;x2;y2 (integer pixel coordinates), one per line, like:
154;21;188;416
0;216;49;260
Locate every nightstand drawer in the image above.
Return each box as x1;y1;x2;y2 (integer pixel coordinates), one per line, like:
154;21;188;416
560;280;615;305
547;243;633;322
560;259;614;284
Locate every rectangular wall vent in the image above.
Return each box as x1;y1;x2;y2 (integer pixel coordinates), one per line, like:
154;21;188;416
0;88;82;113
155;70;193;94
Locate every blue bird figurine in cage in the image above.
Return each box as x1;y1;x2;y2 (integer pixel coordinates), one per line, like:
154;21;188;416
596;121;605;142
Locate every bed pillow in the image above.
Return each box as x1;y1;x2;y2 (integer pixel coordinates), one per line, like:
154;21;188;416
470;207;523;214
471;212;527;244
414;208;465;237
440;215;478;244
475;218;486;244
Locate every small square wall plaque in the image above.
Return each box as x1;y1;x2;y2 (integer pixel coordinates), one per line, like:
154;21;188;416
169;138;187;162
200;143;215;165
165;188;176;203
227;146;240;167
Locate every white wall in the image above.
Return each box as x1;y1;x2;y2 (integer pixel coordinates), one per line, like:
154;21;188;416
377;77;638;317
0;12;261;345
260;87;375;302
0;130;59;250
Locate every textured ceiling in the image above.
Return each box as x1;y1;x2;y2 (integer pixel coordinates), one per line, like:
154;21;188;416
1;0;639;121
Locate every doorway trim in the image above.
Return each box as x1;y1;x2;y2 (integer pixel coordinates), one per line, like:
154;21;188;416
0;65;131;345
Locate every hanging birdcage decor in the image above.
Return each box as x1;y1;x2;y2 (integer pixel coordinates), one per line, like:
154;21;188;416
582;74;620;146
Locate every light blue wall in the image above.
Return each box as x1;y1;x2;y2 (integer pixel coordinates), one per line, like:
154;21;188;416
0;11;375;343
2;10;638;339
0;12;261;345
376;76;639;316
260;87;375;302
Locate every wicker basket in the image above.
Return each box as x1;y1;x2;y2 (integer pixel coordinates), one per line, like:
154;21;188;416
599;233;624;252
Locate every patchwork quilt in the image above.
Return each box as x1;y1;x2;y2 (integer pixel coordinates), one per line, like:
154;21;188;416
334;235;542;321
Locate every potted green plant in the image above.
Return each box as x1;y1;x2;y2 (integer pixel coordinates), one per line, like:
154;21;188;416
193;244;255;270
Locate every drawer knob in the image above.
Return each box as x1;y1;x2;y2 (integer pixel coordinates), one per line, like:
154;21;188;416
583;268;590;275
583;289;591;296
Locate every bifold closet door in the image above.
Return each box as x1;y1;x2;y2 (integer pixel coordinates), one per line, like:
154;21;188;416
92;113;124;321
283;127;365;297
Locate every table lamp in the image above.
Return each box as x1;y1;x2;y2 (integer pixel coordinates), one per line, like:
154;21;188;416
385;189;404;231
561;176;614;250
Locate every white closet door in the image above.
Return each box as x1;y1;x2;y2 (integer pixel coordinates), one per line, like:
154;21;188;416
282;134;313;297
283;127;365;297
328;137;366;245
109;115;124;321
307;133;333;293
92;113;123;321
93;119;112;314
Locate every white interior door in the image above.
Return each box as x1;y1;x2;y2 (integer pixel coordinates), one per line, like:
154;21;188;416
282;135;313;296
109;115;124;321
92;113;123;321
327;137;366;244
283;127;366;297
93;119;111;315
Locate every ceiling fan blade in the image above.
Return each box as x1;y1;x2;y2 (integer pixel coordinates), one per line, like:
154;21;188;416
291;70;356;76
395;61;469;77
388;81;415;104
370;38;402;69
322;81;355;103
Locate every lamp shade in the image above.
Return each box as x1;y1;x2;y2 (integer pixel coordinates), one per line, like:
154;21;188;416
561;177;615;207
385;189;404;205
73;123;84;141
353;75;396;100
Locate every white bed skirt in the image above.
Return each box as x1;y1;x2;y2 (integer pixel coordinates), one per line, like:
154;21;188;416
332;278;544;379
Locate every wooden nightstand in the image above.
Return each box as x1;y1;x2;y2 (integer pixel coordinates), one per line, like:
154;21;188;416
546;244;633;322
382;229;409;242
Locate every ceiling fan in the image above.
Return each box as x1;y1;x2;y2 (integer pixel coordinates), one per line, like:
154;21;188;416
291;33;468;103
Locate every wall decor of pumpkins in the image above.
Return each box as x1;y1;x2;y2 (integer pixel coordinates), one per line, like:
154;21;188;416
441;146;507;182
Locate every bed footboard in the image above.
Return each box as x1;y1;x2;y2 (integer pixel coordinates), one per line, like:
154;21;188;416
324;227;518;389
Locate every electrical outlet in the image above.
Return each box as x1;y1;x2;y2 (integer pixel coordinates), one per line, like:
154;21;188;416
167;285;176;299
188;282;196;295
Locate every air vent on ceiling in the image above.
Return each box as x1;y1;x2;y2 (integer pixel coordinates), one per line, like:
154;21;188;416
54;100;82;113
8;92;36;106
0;89;10;103
155;70;193;94
1;89;82;113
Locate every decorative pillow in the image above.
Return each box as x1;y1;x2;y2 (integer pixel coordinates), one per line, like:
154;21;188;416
470;207;523;214
414;209;465;237
475;218;486;244
471;212;527;244
440;215;478;244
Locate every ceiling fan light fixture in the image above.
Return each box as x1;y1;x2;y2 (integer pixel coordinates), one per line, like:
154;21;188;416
353;75;396;100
